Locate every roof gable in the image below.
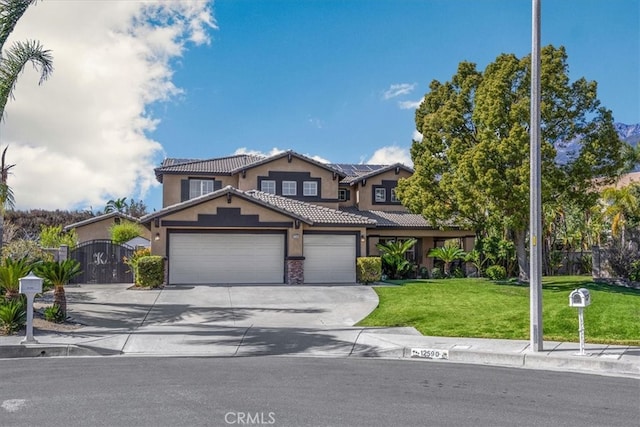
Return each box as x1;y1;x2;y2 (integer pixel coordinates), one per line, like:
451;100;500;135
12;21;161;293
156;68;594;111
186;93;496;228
140;186;375;226
64;212;139;231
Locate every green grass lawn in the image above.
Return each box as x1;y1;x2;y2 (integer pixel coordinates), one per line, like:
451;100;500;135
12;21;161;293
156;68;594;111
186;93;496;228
356;276;640;345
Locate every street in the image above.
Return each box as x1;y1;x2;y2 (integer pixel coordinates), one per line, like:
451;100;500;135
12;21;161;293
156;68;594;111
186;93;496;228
1;356;637;426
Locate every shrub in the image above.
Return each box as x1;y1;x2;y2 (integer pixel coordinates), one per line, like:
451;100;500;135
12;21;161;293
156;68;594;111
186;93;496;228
0;257;32;301
356;257;382;284
39;225;78;249
485;265;507;281
0;299;26;334
376;239;417;280
136;256;164;288
452;267;465;278
431;267;444;279
110;221;143;245
123;247;152;281
2;239;54;265
43;304;65;323
418;266;429;279
630;260;640;283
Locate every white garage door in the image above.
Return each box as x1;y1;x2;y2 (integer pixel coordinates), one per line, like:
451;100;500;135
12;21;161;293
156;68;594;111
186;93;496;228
169;233;284;284
303;234;356;283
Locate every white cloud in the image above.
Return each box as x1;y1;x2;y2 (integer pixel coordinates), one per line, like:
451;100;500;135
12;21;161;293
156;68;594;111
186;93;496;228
382;83;417;100
366;146;413;167
398;98;423;110
233;147;330;164
412;130;423;142
2;1;215;210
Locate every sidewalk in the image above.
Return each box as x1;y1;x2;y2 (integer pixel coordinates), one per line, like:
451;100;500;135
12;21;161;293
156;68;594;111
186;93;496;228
1;284;638;379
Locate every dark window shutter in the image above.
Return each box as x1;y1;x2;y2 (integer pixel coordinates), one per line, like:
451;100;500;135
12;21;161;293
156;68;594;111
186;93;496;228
346;190;351;201
180;179;189;202
214;180;222;191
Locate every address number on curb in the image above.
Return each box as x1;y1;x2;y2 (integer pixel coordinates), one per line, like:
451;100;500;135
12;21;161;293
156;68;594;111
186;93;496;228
411;348;449;360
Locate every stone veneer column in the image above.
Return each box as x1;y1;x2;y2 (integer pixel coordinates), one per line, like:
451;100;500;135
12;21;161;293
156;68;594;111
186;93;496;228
286;257;305;284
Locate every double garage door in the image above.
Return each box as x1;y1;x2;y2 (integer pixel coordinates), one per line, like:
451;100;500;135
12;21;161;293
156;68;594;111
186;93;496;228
169;233;285;284
168;232;356;284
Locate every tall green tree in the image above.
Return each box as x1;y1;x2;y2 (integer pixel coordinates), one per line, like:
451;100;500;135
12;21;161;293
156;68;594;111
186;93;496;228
397;45;626;281
0;0;53;250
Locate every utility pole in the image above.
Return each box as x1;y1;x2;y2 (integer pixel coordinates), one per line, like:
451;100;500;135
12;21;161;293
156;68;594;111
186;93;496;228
530;0;544;351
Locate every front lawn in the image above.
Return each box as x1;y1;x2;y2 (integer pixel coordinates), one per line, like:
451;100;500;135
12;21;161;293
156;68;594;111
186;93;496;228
357;276;640;345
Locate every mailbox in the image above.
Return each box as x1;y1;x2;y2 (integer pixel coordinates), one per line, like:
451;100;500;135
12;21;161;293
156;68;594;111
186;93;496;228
569;288;591;308
19;272;43;294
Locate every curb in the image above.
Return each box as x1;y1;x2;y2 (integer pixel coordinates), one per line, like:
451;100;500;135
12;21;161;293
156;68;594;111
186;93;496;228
396;347;639;378
0;344;121;359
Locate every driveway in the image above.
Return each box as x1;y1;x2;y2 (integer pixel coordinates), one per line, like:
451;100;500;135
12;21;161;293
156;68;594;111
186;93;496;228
50;283;383;356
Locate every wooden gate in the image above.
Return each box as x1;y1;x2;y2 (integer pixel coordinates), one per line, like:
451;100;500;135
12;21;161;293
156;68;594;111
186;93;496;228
69;240;134;284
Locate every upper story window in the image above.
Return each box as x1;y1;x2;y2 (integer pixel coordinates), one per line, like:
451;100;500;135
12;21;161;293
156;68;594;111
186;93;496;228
375;188;386;202
261;180;276;194
189;179;215;199
303;181;317;196
282;181;297;196
391;188;399;203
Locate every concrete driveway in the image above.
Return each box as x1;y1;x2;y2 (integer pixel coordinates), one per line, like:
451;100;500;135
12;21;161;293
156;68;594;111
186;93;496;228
51;283;383;357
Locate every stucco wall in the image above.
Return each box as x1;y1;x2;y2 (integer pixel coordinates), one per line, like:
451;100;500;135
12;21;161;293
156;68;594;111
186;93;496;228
354;169;412;211
162;174;239;207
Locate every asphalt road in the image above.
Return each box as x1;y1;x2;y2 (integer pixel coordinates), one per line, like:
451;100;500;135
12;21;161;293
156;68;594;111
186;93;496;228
0;357;637;427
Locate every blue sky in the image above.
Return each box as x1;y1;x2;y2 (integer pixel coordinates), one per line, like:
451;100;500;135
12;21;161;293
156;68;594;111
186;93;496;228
6;0;639;212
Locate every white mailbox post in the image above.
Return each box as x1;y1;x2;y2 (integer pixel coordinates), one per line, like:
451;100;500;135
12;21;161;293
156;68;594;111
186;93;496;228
19;272;43;344
568;288;591;356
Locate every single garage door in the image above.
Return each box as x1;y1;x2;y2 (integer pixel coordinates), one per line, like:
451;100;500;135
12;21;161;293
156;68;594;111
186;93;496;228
169;233;285;284
303;234;356;283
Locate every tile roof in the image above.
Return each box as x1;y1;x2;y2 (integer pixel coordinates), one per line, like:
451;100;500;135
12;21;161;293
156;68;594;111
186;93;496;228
154;154;265;181
339;207;461;229
64;212;140;231
246;190;376;226
141;186;376;227
338;163;414;185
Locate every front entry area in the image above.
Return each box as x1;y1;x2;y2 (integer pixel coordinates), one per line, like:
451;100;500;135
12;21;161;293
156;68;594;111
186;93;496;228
168;232;285;284
303;234;356;283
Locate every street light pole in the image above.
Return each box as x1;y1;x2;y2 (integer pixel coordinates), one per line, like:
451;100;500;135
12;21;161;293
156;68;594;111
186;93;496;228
530;0;544;351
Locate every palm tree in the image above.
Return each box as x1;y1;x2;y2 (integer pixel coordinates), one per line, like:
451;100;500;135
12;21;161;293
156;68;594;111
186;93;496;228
0;256;29;301
376;238;417;279
34;259;82;318
428;245;466;277
104;197;128;214
0;0;53;251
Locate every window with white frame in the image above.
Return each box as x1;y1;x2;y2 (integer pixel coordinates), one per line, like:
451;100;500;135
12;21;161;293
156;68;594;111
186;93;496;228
261;180;276;194
282;181;297;196
303;181;317;196
391;188;399;202
338;189;348;201
375;188;386;202
189;179;215;199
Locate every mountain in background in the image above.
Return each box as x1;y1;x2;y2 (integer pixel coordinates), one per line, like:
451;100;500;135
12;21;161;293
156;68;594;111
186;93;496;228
555;122;640;170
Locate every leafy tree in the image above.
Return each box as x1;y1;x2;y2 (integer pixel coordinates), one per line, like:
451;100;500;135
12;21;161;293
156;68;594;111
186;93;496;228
601;184;640;246
34;259;82;318
39;224;78;249
104;197;128;214
376;238;417;279
427;245;465;277
0;0;53;250
110;220;143;244
397;46;626;281
125;198;148;217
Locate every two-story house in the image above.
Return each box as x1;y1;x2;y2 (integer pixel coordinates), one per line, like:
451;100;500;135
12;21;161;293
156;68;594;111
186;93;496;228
140;150;474;284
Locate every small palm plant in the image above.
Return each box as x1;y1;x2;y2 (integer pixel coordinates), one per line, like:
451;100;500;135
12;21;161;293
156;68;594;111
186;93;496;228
0;257;31;301
34;259;82;318
376;238;417;280
428;245;466;277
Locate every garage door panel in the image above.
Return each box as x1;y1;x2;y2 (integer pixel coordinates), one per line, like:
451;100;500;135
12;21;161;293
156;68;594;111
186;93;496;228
304;234;356;283
169;233;284;284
